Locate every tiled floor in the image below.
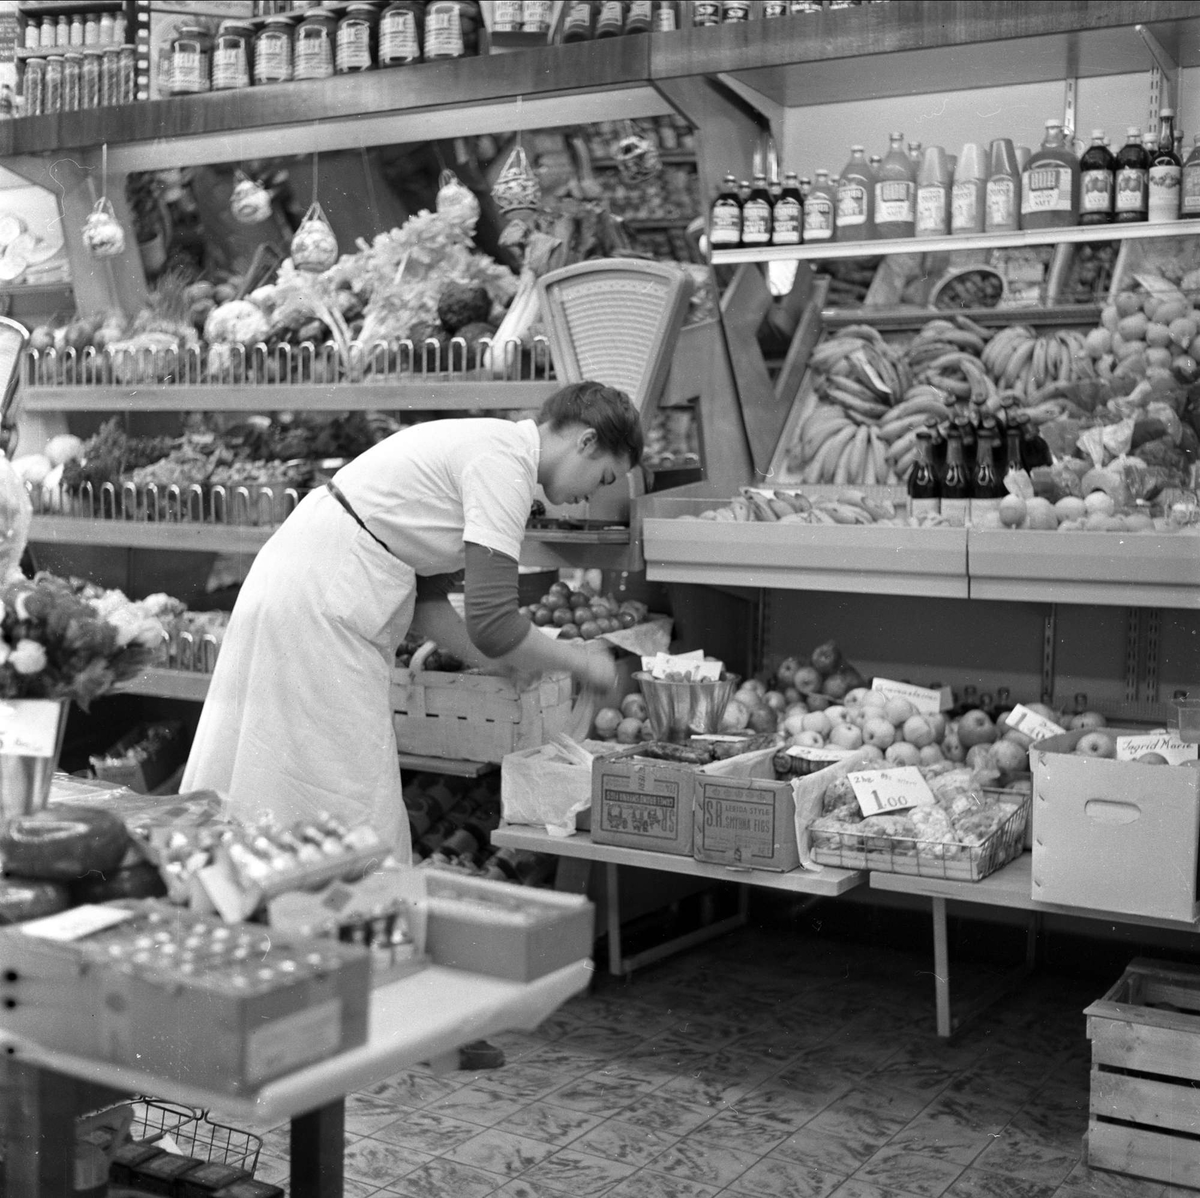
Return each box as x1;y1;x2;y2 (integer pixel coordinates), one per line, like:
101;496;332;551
224;926;1193;1198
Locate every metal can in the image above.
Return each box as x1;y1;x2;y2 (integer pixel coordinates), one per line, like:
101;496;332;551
692;2;721;26
81;49;102;110
212;20;253;89
118;45;136;104
254;15;294;83
169;24;211;93
101;46;120;105
62;51;81;111
336;4;376;72
293;8;336;80
22;57;44;116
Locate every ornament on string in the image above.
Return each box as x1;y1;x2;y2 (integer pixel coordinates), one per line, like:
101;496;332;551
436;169;480;227
291;201;338;273
82;144;125;259
230;170;272;225
611;122;662;186
491;143;541;218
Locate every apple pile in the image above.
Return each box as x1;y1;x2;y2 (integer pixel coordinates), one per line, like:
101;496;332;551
520;582;648;642
592;692;654;746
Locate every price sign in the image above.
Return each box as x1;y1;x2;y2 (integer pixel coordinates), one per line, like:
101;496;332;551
1005;704;1066;743
849;767;935;817
786;745;856;763
19;904;136;942
871;677;950;715
0;700;63;757
1116;732;1199;765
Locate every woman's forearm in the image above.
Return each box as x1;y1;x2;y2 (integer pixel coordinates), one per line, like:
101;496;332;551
409;597;489;669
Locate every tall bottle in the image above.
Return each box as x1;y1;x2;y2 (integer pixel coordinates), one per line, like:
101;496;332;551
1003;421;1025;483
1148;108;1182;223
709;173;742;247
803;169;836;242
970;427;1005;523
939;428;970;527
771;171;803;246
836;145;874;241
1079;129;1116;225
915;144;951;237
1021;119;1078;230
951;142;986;235
561;0;595;41
985;137;1021;232
874;132;916;239
1183;134;1200;219
1114;127;1150;223
907;430;941;520
740;172;773;246
1015;412;1053;470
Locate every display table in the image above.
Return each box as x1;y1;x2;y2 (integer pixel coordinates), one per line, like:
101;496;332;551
490;825;864;976
0;958;592;1197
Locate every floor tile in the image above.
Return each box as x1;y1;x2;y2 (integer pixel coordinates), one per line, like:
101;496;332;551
887;1114;997;1166
726;1153;845;1198
342;1091;412;1137
549;1076;657;1116
445;1127;560;1179
606;1171;721;1198
644;1135;760;1189
1005;1103;1087;1151
369;1071;462;1111
373;1109;505;1155
944;1167;1057;1198
807;1087;930;1142
491;1178;583;1198
614;1089;717;1135
520;1147;638;1196
384;1157;506;1198
423;1081;530;1126
495;1101;604;1147
692;1107;793;1155
972;1128;1078;1187
1059;1161;1170;1197
825;1181;924;1198
867;1060;958;1101
854;1145;966;1198
559;1025;658;1057
488;1063;578;1102
773;1123;895;1175
571;1116;678;1167
340;1138;430;1188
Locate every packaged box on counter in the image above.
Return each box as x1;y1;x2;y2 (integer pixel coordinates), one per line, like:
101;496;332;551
590;743;707;856
90;720;185;795
0;901;370;1094
1031;729;1200;922
693;748;800;873
423;872;593;982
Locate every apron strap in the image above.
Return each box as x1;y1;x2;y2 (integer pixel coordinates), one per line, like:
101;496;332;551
326;481;396;557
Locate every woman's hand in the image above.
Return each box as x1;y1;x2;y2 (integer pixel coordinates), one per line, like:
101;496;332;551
576;642;617;695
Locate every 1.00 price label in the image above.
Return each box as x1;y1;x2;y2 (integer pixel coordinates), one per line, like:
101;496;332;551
849;767;936;818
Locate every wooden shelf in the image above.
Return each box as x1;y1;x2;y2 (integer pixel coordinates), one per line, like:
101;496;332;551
821;305;1103;330
17;43;130;59
28;516;273;553
20;381;561;414
118;666;210;702
711;219;1200;266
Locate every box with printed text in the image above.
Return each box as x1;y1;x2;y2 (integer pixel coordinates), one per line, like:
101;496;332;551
692;749;799;873
590;744;701;856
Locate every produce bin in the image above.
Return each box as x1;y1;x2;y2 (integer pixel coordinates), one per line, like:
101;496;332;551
1085;958;1200;1191
1030;729;1200;922
392;668;574;762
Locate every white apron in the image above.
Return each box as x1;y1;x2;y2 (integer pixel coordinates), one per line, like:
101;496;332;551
182;487;416;860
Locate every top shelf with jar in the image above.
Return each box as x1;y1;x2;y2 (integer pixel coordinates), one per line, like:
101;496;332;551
4;2;1198;162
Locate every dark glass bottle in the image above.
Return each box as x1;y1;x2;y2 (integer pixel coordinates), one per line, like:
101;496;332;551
1148;107;1182;223
594;0;625;37
1003;421;1025;479
940;427;970;527
771;171;803;245
1182;134;1200;218
561;0;595;41
1016;412;1053;470
970;427;1006;523
953;410;976;475
980;416;1004;471
1079;129;1115;225
740;172;773;246
925;415;947;473
907;430;941;520
624;0;653;32
709;172;742;247
1114;126;1149;223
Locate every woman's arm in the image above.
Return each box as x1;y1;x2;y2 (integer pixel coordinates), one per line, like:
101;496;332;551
408;594;490;669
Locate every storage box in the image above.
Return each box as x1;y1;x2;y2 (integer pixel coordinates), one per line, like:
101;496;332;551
590;744;701;856
90;721;184;794
501;739;625;833
1030;729;1200;922
392;669;573;762
422;872;593;982
1085;958;1200;1190
693;748;799;873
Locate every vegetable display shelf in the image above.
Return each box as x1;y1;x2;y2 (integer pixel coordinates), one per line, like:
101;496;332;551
711;220;1200;267
821;305;1104;332
28;515;271;554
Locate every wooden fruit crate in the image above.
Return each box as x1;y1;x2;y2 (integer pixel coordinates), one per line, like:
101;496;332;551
391;668;574;763
1085;957;1200;1191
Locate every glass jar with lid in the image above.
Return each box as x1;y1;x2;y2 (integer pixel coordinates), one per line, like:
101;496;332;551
22;58;44;116
169;25;212;94
336;3;378;73
254;15;294;84
294;7;337;80
62;51;82;110
212;21;253;90
424;1;480;60
379;1;423;66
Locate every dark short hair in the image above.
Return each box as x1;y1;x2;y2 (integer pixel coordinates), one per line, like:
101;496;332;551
537;381;644;468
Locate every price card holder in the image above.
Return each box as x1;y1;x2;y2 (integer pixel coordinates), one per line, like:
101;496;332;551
849;767;935;817
871;677;951;715
1116;732;1199;765
0;699;64;757
18;904;136;942
1005;704;1066;743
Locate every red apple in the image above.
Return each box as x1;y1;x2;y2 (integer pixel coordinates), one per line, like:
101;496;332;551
957;710;998;749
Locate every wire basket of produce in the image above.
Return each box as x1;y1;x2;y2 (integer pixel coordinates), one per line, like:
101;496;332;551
128;1100;263;1175
929;265;1005;310
809;785;1030;882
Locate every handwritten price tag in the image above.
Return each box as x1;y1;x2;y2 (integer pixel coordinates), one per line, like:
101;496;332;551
1116;732;1199;765
871;677;950;715
0;700;63;757
787;745;856;763
1004;704;1066;743
849;767;935;817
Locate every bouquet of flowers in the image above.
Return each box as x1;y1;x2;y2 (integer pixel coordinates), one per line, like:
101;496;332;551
0;574;167;710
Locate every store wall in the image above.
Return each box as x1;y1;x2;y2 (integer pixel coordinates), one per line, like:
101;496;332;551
780;69;1200;175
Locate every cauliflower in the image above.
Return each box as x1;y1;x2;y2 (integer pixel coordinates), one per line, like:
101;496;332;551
204;300;270;346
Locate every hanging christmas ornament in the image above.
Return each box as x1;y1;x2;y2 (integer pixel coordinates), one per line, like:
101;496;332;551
490;143;541;217
436;169;480;227
82;196;125;259
230;170;272;225
291;201;338;272
612;121;662;186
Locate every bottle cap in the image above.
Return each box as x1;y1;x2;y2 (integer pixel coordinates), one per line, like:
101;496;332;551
1091;128;1104;139
1045;119;1061;128
851;145;864;152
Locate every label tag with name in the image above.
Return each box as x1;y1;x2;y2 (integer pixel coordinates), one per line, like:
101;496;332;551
19;904;137;942
849;767;935;817
1116;732;1199;765
871;677;950;715
1005;704;1066;742
787;745;856;763
0;700;63;757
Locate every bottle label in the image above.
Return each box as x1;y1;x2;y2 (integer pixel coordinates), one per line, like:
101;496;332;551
985;176;1015;227
837;183;867;226
425;6;464;58
874;179;914;224
950;182;978;232
337;19;373;70
494;0;523;30
171;48;205;92
909;497;940;520
803;196;833;239
596;0;625;30
740;198;771;244
294;26;334;79
940;497;968;527
771;197;802;244
764;1;790;14
654;4;678;29
969;497;1001;524
916;184;948;234
1021;164;1072;213
722;1;751;20
693;1;722;23
1080;169;1113;212
380;10;420;61
212;42;249;89
1148;164;1182;221
625;0;653;25
1183;163;1200;216
709;199;741;245
1115;167;1147;212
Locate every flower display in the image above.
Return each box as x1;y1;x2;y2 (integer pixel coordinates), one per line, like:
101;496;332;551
0;574;167;709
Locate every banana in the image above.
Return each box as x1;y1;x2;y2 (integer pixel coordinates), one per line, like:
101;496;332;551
1031;338;1048;389
825;386;889;420
774;489;811;514
885;427;923;464
878;412;937;444
730;496;752;522
767;496;797;520
824;375;878;402
808;423;857;483
953;313;993;342
1001;338;1036;388
809;507;836;524
880;396;949;425
863;430;879;486
741;490;778;522
712;507;736;522
848;425;871;482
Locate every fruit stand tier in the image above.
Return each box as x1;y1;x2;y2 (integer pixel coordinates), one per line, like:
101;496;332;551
711;220;1200;266
821;306;1103;331
28;516;272;553
19;382;563;414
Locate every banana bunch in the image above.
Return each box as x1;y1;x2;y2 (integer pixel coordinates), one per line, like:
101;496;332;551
693;488;900;525
788;402;892;485
905;318;999;412
981;325;1096;403
811;325;911;422
877;385;956;481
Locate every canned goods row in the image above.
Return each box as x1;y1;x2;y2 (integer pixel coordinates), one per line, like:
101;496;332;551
21;47;135;116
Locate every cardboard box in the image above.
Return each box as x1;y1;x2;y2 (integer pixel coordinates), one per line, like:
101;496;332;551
590;744;702;856
693;749;799;873
90;721;184;794
1031;729;1200;922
